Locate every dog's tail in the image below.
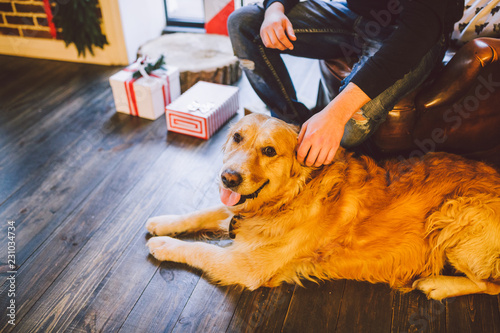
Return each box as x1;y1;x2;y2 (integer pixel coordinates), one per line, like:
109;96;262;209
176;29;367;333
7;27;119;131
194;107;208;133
425;194;500;282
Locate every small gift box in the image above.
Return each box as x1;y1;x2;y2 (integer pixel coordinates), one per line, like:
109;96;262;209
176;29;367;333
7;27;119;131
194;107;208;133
166;81;239;139
109;56;181;120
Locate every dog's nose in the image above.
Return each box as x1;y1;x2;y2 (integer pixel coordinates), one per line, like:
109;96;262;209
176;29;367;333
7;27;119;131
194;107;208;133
221;170;243;188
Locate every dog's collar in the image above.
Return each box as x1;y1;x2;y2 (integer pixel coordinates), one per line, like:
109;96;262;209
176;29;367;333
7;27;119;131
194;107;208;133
235;180;269;205
229;214;243;239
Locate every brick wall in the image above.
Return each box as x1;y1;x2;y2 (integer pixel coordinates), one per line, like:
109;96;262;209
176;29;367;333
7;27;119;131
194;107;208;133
0;0;57;39
0;0;103;40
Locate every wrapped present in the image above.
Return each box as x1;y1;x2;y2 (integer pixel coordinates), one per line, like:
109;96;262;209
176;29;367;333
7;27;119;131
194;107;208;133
166;81;239;139
109;56;181;120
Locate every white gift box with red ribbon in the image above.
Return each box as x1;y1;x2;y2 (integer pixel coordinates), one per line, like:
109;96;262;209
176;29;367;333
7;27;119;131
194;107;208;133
166;81;239;140
109;60;181;120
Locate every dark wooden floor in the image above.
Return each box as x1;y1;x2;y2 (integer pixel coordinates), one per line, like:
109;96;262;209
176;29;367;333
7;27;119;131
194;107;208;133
1;54;499;333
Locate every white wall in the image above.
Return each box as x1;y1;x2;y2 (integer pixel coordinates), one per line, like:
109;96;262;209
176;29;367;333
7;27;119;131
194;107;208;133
117;0;166;64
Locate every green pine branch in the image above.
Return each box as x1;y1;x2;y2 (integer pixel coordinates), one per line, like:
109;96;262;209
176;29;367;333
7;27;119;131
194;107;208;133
132;55;166;79
51;0;109;57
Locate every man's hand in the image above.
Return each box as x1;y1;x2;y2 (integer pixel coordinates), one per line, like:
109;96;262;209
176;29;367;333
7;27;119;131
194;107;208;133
297;109;344;167
296;82;372;167
260;2;296;51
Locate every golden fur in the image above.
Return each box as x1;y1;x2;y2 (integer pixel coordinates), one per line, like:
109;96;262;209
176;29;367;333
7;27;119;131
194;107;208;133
146;114;500;300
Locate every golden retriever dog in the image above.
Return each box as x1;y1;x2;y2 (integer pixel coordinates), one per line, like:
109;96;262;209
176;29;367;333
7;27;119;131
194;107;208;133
146;113;500;300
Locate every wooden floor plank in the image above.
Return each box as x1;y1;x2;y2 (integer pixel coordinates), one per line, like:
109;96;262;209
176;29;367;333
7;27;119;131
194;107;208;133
0;58;117;143
391;291;446;333
334;281;393;333
225;284;295;333
0;55;35;81
281;280;346;333
0;77;121;203
0;74;112;152
118;261;202;333
170;279;241;333
446;295;500;333
66;234;167;333
0;56;62;111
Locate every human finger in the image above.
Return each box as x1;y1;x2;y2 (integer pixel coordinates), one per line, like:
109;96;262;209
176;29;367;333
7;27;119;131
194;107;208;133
261;31;272;48
314;147;330;167
284;18;296;42
305;144;320;167
296;133;311;164
324;146;338;165
297;122;307;146
275;25;294;50
267;29;289;50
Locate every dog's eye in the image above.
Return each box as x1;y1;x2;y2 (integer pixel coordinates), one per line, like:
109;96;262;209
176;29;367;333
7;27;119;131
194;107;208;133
233;132;242;143
262;146;277;157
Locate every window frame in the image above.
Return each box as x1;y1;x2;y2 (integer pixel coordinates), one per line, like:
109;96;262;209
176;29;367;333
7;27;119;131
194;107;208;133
164;0;206;29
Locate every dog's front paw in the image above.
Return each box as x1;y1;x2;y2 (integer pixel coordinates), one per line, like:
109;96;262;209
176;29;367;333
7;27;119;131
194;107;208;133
146;215;186;236
146;236;183;262
413;277;453;301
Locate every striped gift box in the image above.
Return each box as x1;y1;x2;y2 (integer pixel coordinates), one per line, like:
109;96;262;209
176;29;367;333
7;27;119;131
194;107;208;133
166;81;239;140
109;63;181;120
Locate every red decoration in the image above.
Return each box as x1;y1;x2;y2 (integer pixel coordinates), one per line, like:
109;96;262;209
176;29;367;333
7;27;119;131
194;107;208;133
42;0;57;39
205;0;234;36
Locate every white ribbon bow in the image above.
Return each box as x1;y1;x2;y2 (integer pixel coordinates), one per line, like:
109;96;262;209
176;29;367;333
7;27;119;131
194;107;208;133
187;101;216;114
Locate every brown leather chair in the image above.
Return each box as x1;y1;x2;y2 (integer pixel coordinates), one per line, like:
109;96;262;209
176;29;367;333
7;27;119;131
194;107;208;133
318;37;500;168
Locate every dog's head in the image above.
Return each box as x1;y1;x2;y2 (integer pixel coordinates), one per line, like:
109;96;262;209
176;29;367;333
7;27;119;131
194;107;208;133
219;113;307;207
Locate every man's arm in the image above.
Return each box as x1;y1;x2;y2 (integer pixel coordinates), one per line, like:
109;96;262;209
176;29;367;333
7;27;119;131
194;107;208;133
297;82;371;167
349;0;446;99
297;0;454;167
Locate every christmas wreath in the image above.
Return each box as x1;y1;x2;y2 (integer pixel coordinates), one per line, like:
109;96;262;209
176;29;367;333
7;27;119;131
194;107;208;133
50;0;109;57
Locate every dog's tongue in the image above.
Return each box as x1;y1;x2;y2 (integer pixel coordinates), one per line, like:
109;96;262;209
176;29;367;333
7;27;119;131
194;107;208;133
220;187;241;206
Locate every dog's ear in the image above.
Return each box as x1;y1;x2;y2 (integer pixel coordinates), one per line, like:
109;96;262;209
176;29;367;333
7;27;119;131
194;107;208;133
289;123;300;134
280;124;304;178
290;133;307;178
290;154;303;178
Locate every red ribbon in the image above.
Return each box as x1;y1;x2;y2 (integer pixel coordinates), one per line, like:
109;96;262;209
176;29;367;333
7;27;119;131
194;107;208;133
124;78;140;117
150;73;171;107
123;65;172;117
42;0;57;39
122;66;140;116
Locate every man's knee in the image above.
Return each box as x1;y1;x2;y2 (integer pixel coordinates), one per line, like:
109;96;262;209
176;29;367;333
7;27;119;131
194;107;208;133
340;118;372;148
227;5;263;38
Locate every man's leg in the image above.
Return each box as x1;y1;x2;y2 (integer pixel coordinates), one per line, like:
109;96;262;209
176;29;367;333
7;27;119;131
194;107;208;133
228;1;359;125
340;32;449;147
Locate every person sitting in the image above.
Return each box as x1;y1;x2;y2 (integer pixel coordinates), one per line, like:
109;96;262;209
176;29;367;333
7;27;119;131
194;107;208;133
227;0;464;166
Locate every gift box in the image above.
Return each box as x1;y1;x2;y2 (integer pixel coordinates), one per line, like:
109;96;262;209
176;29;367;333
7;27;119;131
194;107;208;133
109;57;181;120
166;81;239;139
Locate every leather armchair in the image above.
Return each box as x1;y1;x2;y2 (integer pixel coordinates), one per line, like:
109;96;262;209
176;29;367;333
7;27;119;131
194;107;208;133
318;37;500;168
